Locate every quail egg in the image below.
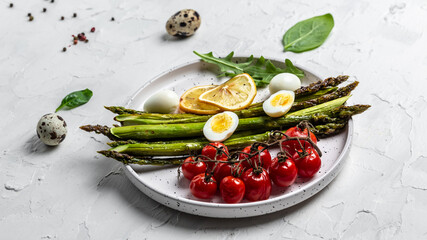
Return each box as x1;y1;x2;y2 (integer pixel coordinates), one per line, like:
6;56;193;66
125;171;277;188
144;89;179;114
263;90;295;118
269;73;301;94
36;113;67;146
166;9;201;37
203;112;239;142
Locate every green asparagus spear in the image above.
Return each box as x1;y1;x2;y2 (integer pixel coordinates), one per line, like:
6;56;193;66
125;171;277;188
107;129;267;147
105;106;199;119
294;87;338;102
291;82;358;111
295;75;349;96
98;150;185;165
109;132;270;156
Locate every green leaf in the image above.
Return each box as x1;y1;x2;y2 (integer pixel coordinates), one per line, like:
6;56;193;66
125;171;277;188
55;88;93;112
283;13;334;53
194;51;304;87
285;59;305;76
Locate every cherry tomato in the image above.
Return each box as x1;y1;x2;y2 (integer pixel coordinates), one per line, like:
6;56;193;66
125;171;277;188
282;126;317;156
201;142;229;169
241;168;272;201
189;173;217;199
181;156;207;180
270;157;298;187
239;145;272;171
292;148;321;178
213;162;233;184
220;176;245;203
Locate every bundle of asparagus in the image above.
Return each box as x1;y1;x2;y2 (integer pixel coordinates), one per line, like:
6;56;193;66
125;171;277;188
81;75;370;166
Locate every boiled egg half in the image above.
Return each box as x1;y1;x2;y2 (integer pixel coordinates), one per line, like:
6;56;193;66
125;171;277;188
203;111;239;142
263;90;295;118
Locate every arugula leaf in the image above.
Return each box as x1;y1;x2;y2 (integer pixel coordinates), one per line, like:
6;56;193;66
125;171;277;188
193;51;304;87
283;13;334;53
55;88;93;112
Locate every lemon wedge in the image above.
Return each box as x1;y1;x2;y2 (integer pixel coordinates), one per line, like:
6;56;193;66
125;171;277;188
179;85;222;115
198;73;257;111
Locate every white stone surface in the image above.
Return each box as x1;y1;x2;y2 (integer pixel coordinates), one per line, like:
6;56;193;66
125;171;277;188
1;0;426;239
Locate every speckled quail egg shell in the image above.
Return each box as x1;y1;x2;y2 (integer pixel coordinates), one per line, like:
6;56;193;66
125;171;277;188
36;113;67;146
166;9;201;37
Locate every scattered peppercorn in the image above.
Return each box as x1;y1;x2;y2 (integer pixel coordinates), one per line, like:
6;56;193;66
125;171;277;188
77;33;87;41
27;13;31;17
51;0;54;3
111;17;115;21
62;47;67;52
85;39;89;43
9;3;13;8
29;15;34;21
90;27;95;32
73;13;77;18
73;39;78;45
43;8;46;12
60;16;64;20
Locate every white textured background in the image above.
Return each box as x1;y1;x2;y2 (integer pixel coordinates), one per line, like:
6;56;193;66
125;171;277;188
1;0;427;239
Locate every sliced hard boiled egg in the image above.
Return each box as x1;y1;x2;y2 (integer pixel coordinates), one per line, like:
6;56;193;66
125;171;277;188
203;111;239;142
269;73;301;94
263;90;295;118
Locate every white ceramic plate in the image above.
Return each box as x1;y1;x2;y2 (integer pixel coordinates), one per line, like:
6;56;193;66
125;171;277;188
123;58;353;218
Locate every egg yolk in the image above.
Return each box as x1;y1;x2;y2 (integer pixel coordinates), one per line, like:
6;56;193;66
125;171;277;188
210;113;233;133
271;94;291;107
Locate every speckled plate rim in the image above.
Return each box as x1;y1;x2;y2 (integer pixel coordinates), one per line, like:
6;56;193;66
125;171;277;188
122;57;353;217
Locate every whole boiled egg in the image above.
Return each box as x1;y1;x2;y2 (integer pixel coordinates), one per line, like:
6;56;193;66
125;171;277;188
144;90;179;114
263;90;295;118
203;112;239;142
269;73;301;94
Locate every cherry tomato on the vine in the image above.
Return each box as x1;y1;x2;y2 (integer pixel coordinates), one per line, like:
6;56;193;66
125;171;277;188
189;173;217;199
220;176;245;203
270;157;298;187
241;168;272;201
239;145;272;171
201;142;229;169
214;162;234;184
181;156;207;180
292;147;321;178
282;126;317;156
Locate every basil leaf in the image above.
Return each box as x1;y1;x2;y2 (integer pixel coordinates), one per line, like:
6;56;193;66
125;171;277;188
55;88;93;112
283;13;334;53
194;51;304;87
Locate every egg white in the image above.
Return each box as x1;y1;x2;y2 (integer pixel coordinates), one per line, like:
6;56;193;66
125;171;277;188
269;73;301;94
144;90;179;113
203;111;239;142
263;90;295;118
